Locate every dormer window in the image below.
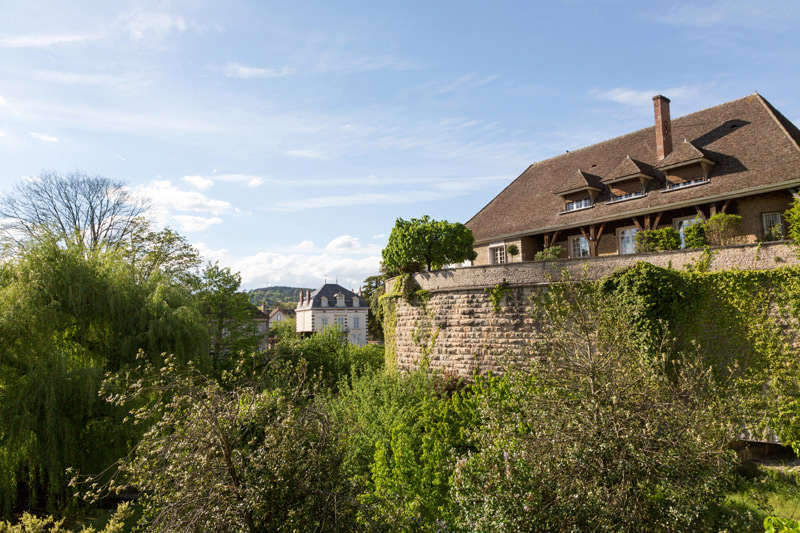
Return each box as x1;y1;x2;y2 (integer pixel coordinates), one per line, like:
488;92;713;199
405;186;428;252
321;296;328;307
556;170;603;214
602;156;654;204
655;140;715;192
566;198;592;211
335;292;345;307
353;297;360;307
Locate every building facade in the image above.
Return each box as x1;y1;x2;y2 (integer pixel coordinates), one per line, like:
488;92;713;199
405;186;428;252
467;93;800;263
295;283;369;346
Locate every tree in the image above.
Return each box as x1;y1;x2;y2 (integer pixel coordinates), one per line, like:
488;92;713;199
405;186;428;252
190;262;263;371
0;171;148;253
705;213;743;246
361;274;386;342
85;355;347;533
381;215;474;273
124;221;201;284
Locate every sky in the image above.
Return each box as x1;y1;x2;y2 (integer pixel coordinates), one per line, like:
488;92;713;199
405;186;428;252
1;0;799;290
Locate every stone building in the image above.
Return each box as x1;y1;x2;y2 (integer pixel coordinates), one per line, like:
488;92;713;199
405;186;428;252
295;283;368;346
467;93;800;263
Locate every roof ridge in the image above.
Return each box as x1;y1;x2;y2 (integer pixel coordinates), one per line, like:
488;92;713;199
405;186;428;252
753;92;800;154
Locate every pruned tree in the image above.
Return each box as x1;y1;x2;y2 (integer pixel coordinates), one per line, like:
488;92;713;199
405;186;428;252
0;171;148;252
381;215;474;273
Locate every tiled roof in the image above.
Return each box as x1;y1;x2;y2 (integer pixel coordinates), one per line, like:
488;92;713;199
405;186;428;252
466;93;800;243
602;156;655;182
654;140;712;169
554;170;603;194
297;283;365;310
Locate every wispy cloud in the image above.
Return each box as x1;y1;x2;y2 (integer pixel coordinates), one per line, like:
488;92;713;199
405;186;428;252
138;180;233;216
272;190;454;211
591;86;705;107
127;12;187;43
222;63;295;79
184;175;214;189
29;132;59;142
285;149;325;159
292;240;316;251
649;0;800;29
0;33;100;48
214;174;265;187
173;215;223;232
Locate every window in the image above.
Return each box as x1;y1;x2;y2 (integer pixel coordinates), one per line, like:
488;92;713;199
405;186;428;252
618;227;638;255
352;333;361;345
353;317;360;329
321;296;328;307
763;212;783;239
666;177;705;190
566;198;592;212
673;216;701;248
569;235;590;258
336;317;346;328
353;297;359;307
609;190;644;203
321;317;328;327
490;246;507;264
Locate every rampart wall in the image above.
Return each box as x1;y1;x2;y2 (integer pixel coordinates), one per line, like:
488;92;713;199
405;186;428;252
388;242;800;377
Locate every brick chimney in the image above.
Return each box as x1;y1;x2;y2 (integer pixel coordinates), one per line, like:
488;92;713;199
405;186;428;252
653;95;673;161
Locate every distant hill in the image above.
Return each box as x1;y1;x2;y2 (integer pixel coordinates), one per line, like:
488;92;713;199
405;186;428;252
247;286;311;311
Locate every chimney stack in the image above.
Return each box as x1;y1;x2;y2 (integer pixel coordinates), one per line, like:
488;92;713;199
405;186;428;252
653;95;672;161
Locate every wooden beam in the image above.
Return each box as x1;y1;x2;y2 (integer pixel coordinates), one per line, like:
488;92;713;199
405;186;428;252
579;226;590;241
694;205;706;221
721;200;731;213
710;203;718;216
652;212;663;230
596;222;606;242
644;214;651;231
632;217;643;231
790;188;800;200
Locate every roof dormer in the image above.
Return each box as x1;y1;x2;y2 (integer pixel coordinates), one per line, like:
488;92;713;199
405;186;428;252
602;156;655;203
555;170;603;213
655;140;716;191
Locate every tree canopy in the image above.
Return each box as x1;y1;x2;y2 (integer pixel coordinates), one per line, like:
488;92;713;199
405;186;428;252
381;215;474;273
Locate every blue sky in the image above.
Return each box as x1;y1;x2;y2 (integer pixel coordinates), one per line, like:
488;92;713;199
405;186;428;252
1;0;799;290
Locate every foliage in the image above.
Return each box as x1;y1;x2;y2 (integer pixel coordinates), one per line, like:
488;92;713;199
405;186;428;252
484;282;512;313
246;285;307;311
765;517;800;533
634;226;681;253
83;354;347;533
762;223;785;242
0;502;132;533
189;262;263;372
684;217;710;248
323;368;475;531
0;239;206;516
124;222;201;284
362;274;387;342
533;245;564;261
786;198;800;243
705;213;744;246
504;244;519;258
382;215;475;273
0;171;147;253
453;277;739;532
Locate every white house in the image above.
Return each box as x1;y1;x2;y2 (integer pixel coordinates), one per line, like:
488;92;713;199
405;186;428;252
295;283;368;346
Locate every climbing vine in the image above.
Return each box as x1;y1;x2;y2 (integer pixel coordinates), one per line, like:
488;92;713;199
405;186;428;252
484;282;511;313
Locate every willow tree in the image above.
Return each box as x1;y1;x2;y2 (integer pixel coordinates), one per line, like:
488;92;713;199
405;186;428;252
0;238;207;516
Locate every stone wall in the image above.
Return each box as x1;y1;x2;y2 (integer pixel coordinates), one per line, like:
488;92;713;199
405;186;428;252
389;242;800;377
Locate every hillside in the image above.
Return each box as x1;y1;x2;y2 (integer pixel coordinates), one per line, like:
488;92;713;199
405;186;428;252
247;286;310;311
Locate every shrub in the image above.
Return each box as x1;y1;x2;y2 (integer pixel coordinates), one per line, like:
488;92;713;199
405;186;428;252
785;198;800;243
634;227;681;253
684;217;709;248
505;244;519;260
705;213;743;246
533;245;565;261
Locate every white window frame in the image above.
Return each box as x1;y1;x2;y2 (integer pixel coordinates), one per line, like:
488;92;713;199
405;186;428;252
320;296;328;307
569;235;590;258
321;317;328;327
353;316;360;330
762;212;783;238
617;225;639;255
489;243;507;265
336;316;346;329
673;215;701;249
566;197;592;212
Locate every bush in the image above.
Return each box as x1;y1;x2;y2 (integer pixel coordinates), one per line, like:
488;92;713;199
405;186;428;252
705;213;743;246
634;227;681;253
684;217;709;248
533;245;565;261
786;198;800;243
504;244;519;260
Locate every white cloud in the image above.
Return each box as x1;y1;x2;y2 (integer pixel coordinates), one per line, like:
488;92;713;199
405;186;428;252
273;190;452;211
372;234;386;240
213;174;267;187
194;242;231;263
285;149;325;159
29;132;59;142
650;0;800;29
128;12;187;43
138;180;232;216
0;95;6;106
0;34;100;48
222;63;295;79
184;175;214;189
173;215;223;232
292;240;316;251
326;235;360;252
591;86;704;107
231;251;380;290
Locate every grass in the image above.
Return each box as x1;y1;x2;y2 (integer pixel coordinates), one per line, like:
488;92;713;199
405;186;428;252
727;461;800;527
